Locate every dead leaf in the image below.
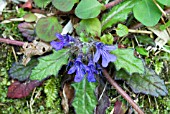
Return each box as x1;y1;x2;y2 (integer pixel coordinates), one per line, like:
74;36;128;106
0;0;7;15
148;27;170;49
61;83;74;114
21;40;52;65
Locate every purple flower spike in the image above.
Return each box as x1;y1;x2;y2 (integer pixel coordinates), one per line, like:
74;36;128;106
93;42;117;67
50;41;63;51
85;60;97;82
50;33;75;51
68;55;86;82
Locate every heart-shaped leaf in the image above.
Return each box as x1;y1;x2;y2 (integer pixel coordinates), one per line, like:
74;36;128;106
9;59;38;81
33;0;52;8
116;24;129;37
23;13;37;22
35;17;62;42
75;0;104;19
52;0;79;12
18;22;35;41
133;0;162;26
76;18;101;37
116;68;168;97
111;48;144;75
30;49;69;81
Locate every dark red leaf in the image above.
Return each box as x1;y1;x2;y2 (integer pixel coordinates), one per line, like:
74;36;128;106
114;101;127;114
7;80;42;99
20;0;32;9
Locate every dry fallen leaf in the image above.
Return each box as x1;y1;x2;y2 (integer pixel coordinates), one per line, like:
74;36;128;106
61;83;74;114
21;40;52;65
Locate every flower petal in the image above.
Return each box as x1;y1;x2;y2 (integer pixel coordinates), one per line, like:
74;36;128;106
68;65;76;74
93;50;101;63
87;73;96;82
102;55;109;67
56;33;64;41
103;45;117;51
107;53;117;62
74;69;84;82
50;41;63;51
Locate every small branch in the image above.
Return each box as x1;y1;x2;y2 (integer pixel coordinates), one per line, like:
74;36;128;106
128;29;153;34
0;38;25;46
105;0;123;9
102;69;144;114
153;0;167;17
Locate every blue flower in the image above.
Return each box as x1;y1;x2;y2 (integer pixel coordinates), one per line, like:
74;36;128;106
85;60;97;82
50;33;74;51
93;42;117;67
68;55;86;82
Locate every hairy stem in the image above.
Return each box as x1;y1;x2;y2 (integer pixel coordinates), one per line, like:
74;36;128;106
0;38;25;46
102;69;144;114
105;0;123;9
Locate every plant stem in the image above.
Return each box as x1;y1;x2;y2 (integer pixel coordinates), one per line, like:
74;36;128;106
152;0;167;17
102;69;144;114
128;29;152;34
0;38;25;46
105;0;123;9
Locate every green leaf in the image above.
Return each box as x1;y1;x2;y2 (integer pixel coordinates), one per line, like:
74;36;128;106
101;0;138;31
44;77;58;108
30;49;69;80
33;0;52;8
156;0;170;6
76;18;101;37
136;35;155;45
135;47;149;56
23;13;37;22
72;78;97;114
9;59;38;81
133;0;162;26
100;33;114;45
111;48;144;75
52;0;79;12
116;24;129;37
75;0;104;19
154;61;163;75
160;20;170;31
116;68;168;97
35;17;62;42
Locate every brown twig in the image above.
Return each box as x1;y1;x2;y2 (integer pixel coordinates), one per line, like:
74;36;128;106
102;69;144;114
105;0;123;9
0;38;25;46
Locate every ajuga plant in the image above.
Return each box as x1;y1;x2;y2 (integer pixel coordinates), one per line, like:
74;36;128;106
0;0;170;113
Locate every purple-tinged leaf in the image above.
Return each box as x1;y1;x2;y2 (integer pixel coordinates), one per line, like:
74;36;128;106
7;80;42;99
9;59;38;81
35;17;62;42
18;22;35;41
115;68;168;97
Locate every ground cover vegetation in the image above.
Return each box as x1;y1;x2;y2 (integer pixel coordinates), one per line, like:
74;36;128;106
0;0;170;114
